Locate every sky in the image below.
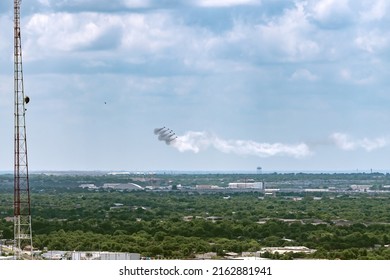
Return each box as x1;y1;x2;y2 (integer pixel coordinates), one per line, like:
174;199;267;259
1;0;390;173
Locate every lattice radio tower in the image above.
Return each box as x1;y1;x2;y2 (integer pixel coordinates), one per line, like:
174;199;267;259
13;0;33;259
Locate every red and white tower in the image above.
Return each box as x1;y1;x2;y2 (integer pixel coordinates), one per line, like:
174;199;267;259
13;0;33;259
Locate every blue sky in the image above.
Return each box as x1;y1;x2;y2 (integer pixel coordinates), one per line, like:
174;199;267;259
1;0;390;172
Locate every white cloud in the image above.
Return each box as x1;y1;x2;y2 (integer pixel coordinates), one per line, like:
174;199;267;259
122;0;151;8
0;15;12;54
24;12;188;62
38;0;50;6
340;68;351;80
291;69;318;81
360;137;388;151
171;131;311;158
310;0;353;28
21;1;371;75
255;2;320;62
25;13;122;56
203;2;321;64
360;0;387;21
120;13;182;53
195;0;261;7
330;133;355;150
330;133;387;151
23;9;237;75
355;30;388;53
339;68;374;85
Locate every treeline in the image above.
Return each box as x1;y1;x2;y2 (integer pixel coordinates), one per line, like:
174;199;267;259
30;219;390;259
3;215;390;259
2;175;390;259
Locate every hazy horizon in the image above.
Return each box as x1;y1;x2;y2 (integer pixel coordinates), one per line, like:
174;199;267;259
1;168;389;176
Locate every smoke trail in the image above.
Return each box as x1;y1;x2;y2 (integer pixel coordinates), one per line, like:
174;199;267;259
170;131;311;158
155;128;389;156
154;127;166;135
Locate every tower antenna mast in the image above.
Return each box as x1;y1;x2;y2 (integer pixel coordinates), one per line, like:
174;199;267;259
13;0;33;259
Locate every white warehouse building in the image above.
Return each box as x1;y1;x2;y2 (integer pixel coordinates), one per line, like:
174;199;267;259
227;182;263;189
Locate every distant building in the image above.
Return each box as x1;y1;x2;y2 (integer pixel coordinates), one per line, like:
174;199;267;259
224;252;239;259
195;252;217;259
206;216;223;222
264;188;279;196
350;185;371;192
195;185;222;190
43;251;141;260
113;203;124;207
85;252;140;260
109;203;126;210
259;246;316;255
102;183;144;191
100;252;140;260
332;219;353;227
107;172;131;175
79;184;98;189
304;189;329;192
42;251;68;260
183;216;202;222
292;197;303;201
228;182;263;189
